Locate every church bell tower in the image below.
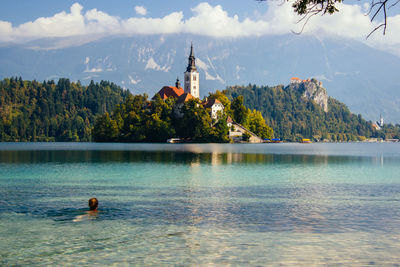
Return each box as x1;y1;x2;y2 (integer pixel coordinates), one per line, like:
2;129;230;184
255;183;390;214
184;43;199;98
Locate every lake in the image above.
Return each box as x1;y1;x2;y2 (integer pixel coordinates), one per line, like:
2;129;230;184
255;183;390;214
1;142;400;266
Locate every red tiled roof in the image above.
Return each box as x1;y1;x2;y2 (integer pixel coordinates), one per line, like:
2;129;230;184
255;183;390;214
291;77;300;80
177;92;194;104
227;116;233;123
153;86;184;100
202;98;222;108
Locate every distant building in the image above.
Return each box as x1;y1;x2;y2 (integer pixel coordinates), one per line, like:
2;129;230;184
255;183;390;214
174;92;195;118
184;43;200;98
373;113;384;130
290;77;302;84
153;43;229;121
379;113;384;127
154;43;199;101
227;116;264;143
202;98;224;119
291;77;322;87
372;123;381;131
153;78;184;100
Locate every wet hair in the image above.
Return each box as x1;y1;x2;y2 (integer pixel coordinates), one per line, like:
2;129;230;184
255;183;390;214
88;198;98;211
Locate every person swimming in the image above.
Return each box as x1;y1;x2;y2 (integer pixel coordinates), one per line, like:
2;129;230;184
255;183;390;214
73;198;99;222
89;197;98;211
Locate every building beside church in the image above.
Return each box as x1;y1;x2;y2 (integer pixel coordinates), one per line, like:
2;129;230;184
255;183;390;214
372;114;384;130
202;98;224;119
153;78;184;100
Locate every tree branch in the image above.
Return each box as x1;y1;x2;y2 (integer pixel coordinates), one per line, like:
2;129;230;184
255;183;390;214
255;0;398;37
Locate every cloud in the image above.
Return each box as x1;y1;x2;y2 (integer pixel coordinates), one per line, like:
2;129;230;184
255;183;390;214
183;3;270;37
121;12;184;35
135;6;147;16
15;3;85;40
1;1;400;55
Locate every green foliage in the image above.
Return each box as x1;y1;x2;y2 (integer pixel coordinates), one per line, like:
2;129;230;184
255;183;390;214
92;95;230;143
92;113;119;142
246;109;274;139
0;77;129;142
375;123;400;140
224;84;375;141
231;95;248;125
207;90;232;116
0;77;275;143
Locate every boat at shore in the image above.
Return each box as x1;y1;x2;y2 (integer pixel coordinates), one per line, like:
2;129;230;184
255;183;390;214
167;138;182;143
301;138;312;143
264;138;282;143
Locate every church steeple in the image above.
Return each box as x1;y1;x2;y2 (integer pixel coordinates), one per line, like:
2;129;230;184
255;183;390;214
175;77;181;88
184;42;199;98
186;42;197;72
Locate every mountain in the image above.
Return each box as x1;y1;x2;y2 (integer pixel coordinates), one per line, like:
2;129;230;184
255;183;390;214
0;34;399;123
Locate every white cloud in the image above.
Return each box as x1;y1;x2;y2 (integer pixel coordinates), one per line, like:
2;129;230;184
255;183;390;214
183;3;270;37
121;12;184;35
1;2;400;55
135;6;147;16
0;21;13;42
85;8;120;34
15;3;85;40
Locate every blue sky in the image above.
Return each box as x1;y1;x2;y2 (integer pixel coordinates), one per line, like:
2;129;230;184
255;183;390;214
0;0;265;25
0;0;399;55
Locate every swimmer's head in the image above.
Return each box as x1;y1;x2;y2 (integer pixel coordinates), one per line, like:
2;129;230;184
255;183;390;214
88;198;98;211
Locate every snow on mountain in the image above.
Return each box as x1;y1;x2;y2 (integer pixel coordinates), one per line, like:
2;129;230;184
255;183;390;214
0;34;399;123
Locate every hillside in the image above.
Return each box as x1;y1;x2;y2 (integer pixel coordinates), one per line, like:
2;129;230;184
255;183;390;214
224;80;376;141
0;77;130;141
1;34;399;123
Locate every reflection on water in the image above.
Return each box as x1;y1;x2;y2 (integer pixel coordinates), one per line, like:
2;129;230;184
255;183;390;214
0;149;396;167
1;143;400;265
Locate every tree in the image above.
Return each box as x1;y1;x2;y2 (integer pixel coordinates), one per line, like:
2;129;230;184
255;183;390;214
176;99;214;142
209;114;230;143
0;77;128;142
247;109;274;139
92;113;119;142
256;0;397;36
231;96;248;125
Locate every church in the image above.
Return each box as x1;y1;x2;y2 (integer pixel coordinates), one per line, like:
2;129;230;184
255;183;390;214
153;43;224;119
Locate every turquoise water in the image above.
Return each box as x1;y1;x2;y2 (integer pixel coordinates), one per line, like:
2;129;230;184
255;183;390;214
1;142;400;266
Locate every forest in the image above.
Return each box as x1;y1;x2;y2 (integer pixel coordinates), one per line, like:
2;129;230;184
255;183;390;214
92;90;273;143
0;77;129;141
224;84;400;141
1;77;399;142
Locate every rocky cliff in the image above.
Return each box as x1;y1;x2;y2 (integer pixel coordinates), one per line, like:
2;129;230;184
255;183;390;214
289;78;328;112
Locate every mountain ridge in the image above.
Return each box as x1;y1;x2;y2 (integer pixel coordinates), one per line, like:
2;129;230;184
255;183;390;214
0;34;399;122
